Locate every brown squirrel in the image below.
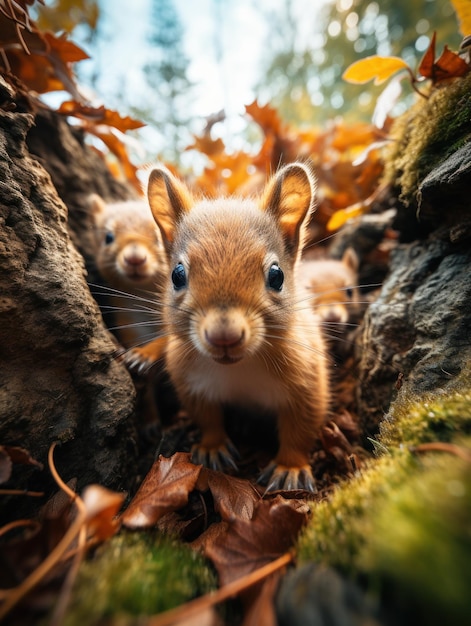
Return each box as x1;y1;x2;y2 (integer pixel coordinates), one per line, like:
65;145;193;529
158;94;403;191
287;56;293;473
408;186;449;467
89;194;167;349
125;162;330;492
300;248;360;331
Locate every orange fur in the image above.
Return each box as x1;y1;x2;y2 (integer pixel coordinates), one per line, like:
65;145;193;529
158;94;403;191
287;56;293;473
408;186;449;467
129;163;330;492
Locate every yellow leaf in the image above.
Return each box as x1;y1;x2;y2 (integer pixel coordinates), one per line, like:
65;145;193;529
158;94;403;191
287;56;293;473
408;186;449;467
343;56;411;85
326;202;367;231
451;0;471;36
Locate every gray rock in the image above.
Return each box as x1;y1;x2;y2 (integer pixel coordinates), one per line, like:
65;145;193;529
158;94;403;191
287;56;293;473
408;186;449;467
0;85;137;523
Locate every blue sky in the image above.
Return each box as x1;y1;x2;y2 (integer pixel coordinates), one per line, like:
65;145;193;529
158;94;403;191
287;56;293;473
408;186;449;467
73;0;329;159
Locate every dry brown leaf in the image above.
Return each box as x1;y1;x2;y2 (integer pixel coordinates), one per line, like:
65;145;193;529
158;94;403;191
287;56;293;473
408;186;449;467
203;496;308;586
203;469;260;522
82;484;126;541
418;31;469;83
122;453;202;528
0;445;43;484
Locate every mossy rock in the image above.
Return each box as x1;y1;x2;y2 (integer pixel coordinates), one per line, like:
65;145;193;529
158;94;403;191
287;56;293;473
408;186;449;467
63;531;216;625
297;384;471;624
383;71;471;210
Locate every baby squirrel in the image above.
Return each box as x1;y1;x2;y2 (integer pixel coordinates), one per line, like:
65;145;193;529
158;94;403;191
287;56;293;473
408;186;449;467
125;162;330;492
300;248;360;330
89;194;168;349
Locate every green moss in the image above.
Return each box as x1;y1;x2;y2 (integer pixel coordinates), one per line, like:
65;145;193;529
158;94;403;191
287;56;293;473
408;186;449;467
298;381;471;622
63;531;216;626
383;72;471;206
298;451;417;574
363;450;471;624
380;388;471;449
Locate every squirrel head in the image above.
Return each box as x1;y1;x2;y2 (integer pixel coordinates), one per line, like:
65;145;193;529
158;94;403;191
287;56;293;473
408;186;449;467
147;163;317;363
89;194;166;290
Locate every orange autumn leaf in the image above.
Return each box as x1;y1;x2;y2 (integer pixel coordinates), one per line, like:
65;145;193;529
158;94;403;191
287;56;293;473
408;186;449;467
57;101;145;132
42;31;89;63
186;134;226;157
451;0;471;36
87;126;141;193
343;55;411;85
245;100;283;135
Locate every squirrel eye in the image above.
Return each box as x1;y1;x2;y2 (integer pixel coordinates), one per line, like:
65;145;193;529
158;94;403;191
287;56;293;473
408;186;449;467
345;287;353;299
172;263;187;290
268;264;284;291
104;231;114;245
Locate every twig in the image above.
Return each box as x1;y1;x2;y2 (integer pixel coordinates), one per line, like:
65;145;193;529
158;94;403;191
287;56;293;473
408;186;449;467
144;552;294;626
0;443;87;621
0;519;40;539
410;442;471;463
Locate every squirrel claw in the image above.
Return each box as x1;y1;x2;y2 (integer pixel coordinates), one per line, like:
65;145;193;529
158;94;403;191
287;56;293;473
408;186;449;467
258;462;317;493
121;348;154;375
191;440;239;472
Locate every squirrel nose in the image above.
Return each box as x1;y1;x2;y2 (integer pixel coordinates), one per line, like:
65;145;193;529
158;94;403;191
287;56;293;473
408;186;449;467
205;328;245;348
124;246;147;267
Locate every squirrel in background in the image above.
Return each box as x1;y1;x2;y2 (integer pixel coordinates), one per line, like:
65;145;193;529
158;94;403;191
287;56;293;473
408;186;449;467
89;195;168;350
300;248;360;340
89;195;168;425
125;162;330;492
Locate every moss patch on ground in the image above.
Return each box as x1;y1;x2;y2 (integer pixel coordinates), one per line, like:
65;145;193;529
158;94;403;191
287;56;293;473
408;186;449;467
63;530;216;625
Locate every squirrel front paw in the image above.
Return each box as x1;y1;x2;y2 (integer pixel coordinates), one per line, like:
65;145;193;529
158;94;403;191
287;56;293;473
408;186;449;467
120;337;167;375
258;461;317;493
191;439;240;472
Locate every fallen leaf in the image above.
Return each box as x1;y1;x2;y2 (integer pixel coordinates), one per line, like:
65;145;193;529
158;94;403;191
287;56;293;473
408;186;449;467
203;469;260;522
82;484;126;541
122;453;202;528
342;55;411;85
0;445;43;484
203;496;308;586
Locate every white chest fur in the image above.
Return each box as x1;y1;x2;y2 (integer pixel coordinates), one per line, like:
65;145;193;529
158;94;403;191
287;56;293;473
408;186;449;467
185;355;288;410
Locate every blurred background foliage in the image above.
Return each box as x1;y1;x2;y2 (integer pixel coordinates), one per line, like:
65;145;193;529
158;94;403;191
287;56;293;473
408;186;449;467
33;0;462;164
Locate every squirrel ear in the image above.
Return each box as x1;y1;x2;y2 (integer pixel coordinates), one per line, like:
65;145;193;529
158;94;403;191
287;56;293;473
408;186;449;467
88;193;107;218
147;167;192;246
342;247;359;272
261;162;316;257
